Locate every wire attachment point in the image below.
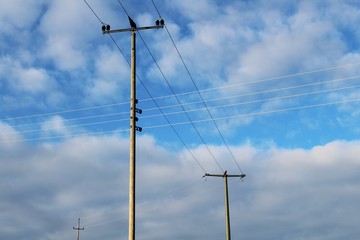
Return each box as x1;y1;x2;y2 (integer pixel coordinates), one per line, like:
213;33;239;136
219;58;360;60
135;108;142;114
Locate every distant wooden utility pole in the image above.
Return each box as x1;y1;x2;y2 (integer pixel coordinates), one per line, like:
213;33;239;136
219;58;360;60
204;171;246;240
73;218;84;240
102;17;164;240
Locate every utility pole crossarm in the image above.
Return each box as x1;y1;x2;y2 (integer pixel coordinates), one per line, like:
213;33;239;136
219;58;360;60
204;172;246;179
103;25;163;34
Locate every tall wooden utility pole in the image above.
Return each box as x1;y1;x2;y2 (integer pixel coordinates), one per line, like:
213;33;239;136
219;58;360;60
204;171;246;240
102;17;164;240
73;218;84;240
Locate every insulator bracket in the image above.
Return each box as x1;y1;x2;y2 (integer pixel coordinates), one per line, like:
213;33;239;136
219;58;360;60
135;108;142;114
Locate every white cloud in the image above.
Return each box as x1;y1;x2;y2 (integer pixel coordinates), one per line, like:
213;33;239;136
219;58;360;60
168;0;218;21
1;134;360;239
38;0;99;70
15;67;51;93
85;45;129;103
41;116;70;137
0;122;23;148
2;1;360;238
0;0;45;31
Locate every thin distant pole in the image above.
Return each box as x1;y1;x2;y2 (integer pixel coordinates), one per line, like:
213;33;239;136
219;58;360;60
73;218;84;240
204;171;246;240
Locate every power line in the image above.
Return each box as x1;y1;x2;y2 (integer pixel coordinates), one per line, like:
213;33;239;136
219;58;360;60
3;96;359;145
141;75;360;114
83;0;105;24
2;72;359;134
3;117;129;136
140;83;360;119
2;73;359;125
138;31;224;172
4;82;359;137
113;0;208;173
0;101;129;122
151;1;242;173
83;0;207;173
5;1;357;151
116;0;130;17
0;128;129;144
140;74;360;105
140;97;360;129
0;111;130;130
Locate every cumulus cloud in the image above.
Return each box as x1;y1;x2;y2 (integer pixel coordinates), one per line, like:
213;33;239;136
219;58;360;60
40;115;71;137
0;0;45;31
0;122;23;147
2;1;360;239
1;135;360;239
85;45;129;103
0;56;55;94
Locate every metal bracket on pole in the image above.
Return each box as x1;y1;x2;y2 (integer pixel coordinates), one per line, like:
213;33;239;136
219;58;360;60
135;108;142;114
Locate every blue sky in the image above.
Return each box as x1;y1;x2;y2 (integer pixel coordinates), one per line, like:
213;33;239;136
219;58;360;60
1;0;360;239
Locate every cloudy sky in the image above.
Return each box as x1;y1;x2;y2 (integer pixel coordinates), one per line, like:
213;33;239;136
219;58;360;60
1;0;360;239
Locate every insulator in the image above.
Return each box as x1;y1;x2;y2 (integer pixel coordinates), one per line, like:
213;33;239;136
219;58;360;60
135;108;142;114
106;25;110;31
102;25;106;32
160;19;164;25
134;117;138;122
135;99;139;104
135;126;142;132
156;20;160;26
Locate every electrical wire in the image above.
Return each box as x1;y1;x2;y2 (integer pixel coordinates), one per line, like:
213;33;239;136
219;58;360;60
0;111;130;130
140;97;360;130
2;73;358;127
5;1;356;153
3;82;359;137
138;31;224;172
83;0;105;24
0;101;129;122
141;75;360;112
0;128;129;144
151;0;242;173
3;117;129;136
84;0;207;173
139;83;360;119
2;96;359;144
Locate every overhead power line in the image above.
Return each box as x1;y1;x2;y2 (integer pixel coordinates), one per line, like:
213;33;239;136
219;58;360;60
3;82;359;136
140;97;360;130
138;31;224;172
1;73;359;125
150;0;243;173
83;0;208;173
113;0;208;173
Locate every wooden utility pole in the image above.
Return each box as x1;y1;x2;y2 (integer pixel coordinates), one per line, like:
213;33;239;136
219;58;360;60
73;218;84;240
102;17;164;240
204;171;246;240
